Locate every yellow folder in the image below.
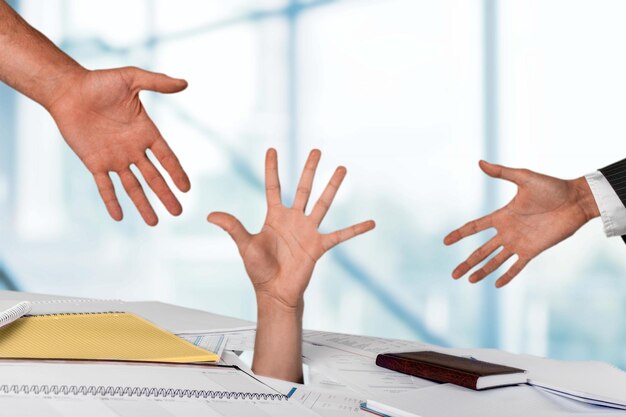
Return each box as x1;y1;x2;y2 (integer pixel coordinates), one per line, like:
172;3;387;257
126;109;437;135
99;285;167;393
0;312;218;363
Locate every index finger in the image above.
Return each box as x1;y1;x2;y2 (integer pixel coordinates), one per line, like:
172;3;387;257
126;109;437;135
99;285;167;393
151;138;191;193
444;214;493;245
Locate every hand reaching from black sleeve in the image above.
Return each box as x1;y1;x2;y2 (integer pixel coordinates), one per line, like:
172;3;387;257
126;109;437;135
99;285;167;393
444;161;599;287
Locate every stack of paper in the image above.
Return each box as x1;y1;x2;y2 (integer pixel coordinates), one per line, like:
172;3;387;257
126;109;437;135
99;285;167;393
463;348;626;410
303;331;626;414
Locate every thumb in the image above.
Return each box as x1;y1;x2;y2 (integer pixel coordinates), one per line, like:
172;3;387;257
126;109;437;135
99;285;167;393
479;160;526;184
207;212;251;250
125;67;188;93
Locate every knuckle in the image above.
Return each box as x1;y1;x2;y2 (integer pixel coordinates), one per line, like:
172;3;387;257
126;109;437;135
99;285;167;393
485;261;498;273
324;234;340;248
470;247;484;260
464;221;476;232
317;200;330;211
159;152;179;167
126;183;142;194
144;170;162;184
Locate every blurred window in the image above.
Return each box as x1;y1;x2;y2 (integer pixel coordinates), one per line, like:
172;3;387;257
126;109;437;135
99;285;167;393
0;0;624;369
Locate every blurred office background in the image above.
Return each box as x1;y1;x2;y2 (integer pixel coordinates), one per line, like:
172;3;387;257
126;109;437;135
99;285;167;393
1;0;626;368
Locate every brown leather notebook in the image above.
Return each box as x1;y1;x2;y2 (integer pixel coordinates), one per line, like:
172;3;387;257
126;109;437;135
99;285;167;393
376;351;527;390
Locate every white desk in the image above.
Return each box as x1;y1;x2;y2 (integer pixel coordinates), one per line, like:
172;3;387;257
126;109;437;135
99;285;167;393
1;290;625;417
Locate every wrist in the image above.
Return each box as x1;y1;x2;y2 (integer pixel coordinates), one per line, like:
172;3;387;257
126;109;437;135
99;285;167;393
572;176;601;221
256;292;304;321
253;292;304;383
42;65;89;113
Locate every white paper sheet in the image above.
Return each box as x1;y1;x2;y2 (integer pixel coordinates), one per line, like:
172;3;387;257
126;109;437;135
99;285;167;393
109;301;255;334
177;329;256;353
220;351;254;374
258;375;365;417
460;348;626;408
222;329;257;351
179;334;228;358
363;382;626;417
289;386;365;416
303;330;437;359
302;343;437;400
0;360;318;417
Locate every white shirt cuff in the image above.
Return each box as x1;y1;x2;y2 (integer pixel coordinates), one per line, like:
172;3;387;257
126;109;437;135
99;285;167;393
585;171;626;237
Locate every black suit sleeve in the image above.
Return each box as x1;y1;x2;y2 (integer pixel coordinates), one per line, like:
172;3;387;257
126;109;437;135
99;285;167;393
599;158;626;243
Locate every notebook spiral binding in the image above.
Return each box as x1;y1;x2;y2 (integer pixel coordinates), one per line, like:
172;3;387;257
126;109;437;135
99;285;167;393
0;384;289;400
0;303;31;327
30;299;122;305
28;311;125;318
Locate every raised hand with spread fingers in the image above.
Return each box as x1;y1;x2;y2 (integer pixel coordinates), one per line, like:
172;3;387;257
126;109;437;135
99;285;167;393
208;149;375;382
444;160;599;288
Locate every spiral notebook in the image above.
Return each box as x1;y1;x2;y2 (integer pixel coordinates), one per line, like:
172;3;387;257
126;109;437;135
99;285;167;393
0;360;315;416
0;360;286;400
0;312;219;363
0;301;31;328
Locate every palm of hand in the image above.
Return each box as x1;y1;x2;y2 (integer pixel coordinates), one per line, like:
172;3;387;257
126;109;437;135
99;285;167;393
240;207;325;306
48;67;190;225
208;149;375;308
51;69;155;171
496;173;587;257
445;162;593;287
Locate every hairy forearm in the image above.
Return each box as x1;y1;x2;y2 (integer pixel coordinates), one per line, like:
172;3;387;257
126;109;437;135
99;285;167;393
252;293;304;383
0;0;84;109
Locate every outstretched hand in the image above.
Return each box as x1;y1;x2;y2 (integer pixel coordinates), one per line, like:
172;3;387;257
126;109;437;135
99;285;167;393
48;67;190;226
208;148;374;382
208;148;375;309
444;161;599;288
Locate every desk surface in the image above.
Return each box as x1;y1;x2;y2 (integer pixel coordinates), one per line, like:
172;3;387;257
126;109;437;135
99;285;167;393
1;290;625;417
